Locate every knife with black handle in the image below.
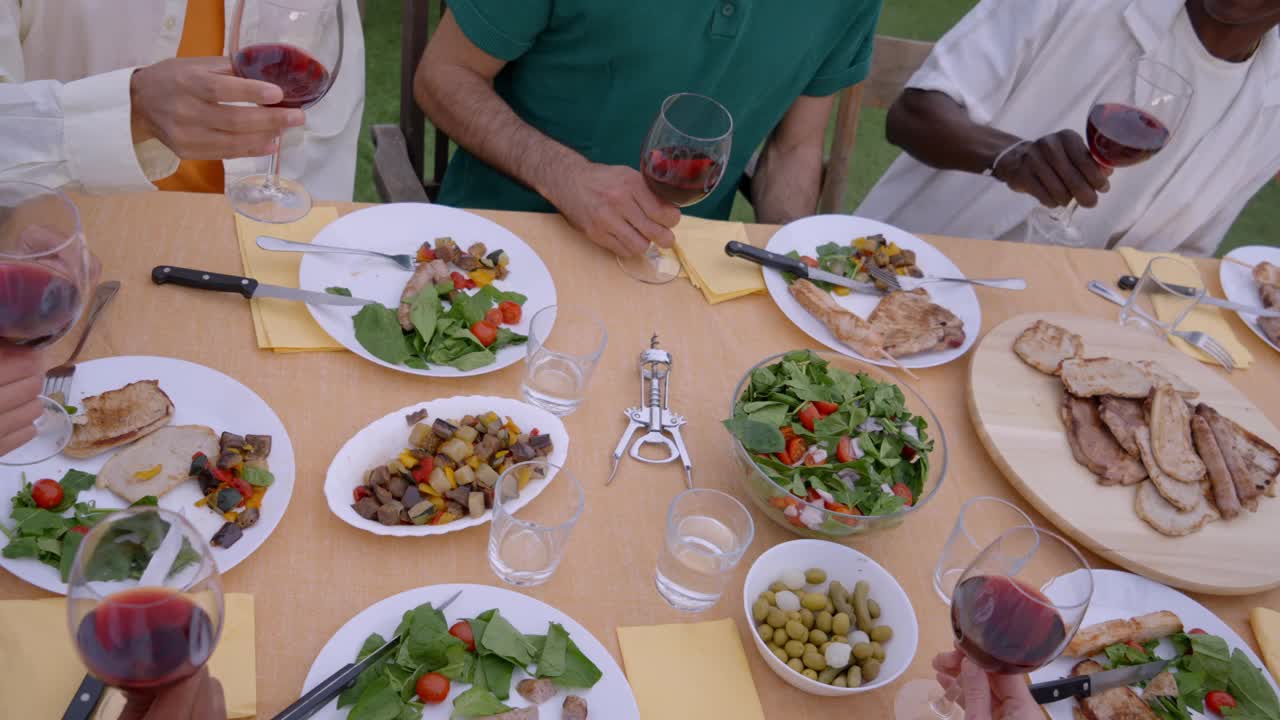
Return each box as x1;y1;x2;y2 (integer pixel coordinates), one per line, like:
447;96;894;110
1028;659;1168;705
151;265;374;306
61;675;106;720
724;241;879;294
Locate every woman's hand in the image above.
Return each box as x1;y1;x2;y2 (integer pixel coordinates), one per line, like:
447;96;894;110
933;649;1044;720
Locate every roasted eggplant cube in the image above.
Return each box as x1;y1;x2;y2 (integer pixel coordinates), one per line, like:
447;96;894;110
216;448;243;470
408;500;437;524
405;408;429;426
235;507;261;529
219;432;246;453
377;500;405;526
211;522;243;548
401;485;422;510
433;418;458;439
353;496;380;520
386;473;410;499
368;465;392;489
215;488;244;513
529;434;553;455
511;441;537;462
243;434;272;461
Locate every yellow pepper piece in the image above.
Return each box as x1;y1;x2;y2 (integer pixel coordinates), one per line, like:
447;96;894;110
465;456;481;470
468;269;495;287
195;496;209;507
133;464;163;481
482;412;499;424
430;496;446;511
436;511;460;525
504;418;521;435
885;243;901;257
398;451;419;469
246;487;267;509
515;465;532;489
444;465;456;489
833;286;851;296
223;511;239;522
853;237;870;250
493;449;508;461
896;266;907;275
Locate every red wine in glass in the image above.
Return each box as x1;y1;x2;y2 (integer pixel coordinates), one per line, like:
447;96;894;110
950;575;1067;674
641;146;724;207
232;43;331;109
75;588;216;691
1086;102;1170;169
0;262;81;347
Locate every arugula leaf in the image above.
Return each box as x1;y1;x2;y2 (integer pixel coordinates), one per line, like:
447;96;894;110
1225;649;1280;720
1;537;38;559
446;350;497;372
408;290;440;347
325;286;353;296
358;633;388;661
354;304;412;365
552;637;603;689
479;285;527;305
477;654;514;700
537;622;569;679
437;644;475;683
490;328;527;352
347;676;402;720
54;470;97;511
447;291;494;326
723;417;785;454
58;531;82;581
450;687;510;718
1104;642;1153;667
477;610;537;667
243;466;274;487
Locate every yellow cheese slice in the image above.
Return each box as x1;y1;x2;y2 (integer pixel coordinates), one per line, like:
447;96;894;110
1250;607;1280;684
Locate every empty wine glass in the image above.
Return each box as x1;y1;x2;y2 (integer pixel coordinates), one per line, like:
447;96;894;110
1026;57;1192;247
0;181;88;465
67;508;224;693
227;0;344;223
619;92;733;284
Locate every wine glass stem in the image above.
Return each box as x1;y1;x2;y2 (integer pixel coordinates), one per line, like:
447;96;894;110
265;135;284;191
1050;198;1080;226
929;682;962;717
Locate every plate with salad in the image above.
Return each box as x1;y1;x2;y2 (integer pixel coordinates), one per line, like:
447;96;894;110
300;583;639;720
0;356;295;594
725;350;946;539
300;204;557;378
1033;569;1280;720
761;214;981;369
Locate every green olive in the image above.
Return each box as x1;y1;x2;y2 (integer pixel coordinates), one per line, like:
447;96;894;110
799;609;815;629
784;640;805;658
846;665;862;688
760;590;776;605
832;674;848;688
831;634;847;645
824;598;835;614
872;642;886;662
756;623;772;640
801;592;828;611
870;625;894;643
766;608;787;628
809;629;829;645
819;641;831;653
830;581;854;616
773;628;789;646
787;610;801;622
815;610;833;633
785;620;808;641
853;580;874;633
803;651;827;671
867;598;881;619
770;645;788;663
832;612;852;636
805;568;828;585
818;666;841;685
787;658;804;673
862;659;881;682
852;642;873;661
802;668;819;681
752;599;770;622
769;581;787;593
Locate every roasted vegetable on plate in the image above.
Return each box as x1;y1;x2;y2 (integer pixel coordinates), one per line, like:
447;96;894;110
190;431;274;549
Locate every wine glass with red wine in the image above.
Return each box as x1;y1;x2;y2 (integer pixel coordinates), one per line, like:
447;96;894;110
68;508;223;694
227;0;343;224
1025;57;1192;247
619;92;733;284
0;182;88;466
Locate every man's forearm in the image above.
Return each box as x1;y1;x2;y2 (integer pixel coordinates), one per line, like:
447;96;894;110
751;141;824;224
415;64;582;201
886;89;1021;175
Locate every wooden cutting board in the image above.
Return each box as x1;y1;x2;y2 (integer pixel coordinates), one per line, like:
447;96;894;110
969;312;1280;596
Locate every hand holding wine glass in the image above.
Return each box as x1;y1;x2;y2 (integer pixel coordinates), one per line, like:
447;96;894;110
932;650;1043;720
119;666;226;720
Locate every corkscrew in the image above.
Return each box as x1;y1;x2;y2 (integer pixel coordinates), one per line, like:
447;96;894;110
608;334;692;488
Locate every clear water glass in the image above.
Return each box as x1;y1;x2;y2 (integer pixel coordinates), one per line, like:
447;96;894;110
655;488;755;612
1119;256;1204;335
488;460;584;587
520;305;606;416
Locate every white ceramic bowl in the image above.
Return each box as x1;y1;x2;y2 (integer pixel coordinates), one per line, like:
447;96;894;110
742;539;919;696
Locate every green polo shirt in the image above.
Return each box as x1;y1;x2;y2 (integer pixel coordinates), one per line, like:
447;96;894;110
438;0;882;220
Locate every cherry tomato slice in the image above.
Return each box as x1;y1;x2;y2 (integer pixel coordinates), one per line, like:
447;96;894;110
1124;640;1146;653
449;620;476;652
813;401;840;416
891;482;914;505
353;486;372;503
1206;691;1237;716
31;479;64;509
415;672;450;704
498;301;522;324
470;321;498;347
70;525;90;535
484;308;504;326
836;435;854;463
800;256;819;268
797;404;821;432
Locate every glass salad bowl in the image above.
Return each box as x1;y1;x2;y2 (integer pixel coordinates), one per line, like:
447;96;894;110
726;350;948;541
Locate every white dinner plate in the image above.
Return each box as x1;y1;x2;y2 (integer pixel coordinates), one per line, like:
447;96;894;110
300;583;640;719
762;215;982;369
1032;569;1280;719
324;396;569;537
0;356;295;594
1220;245;1280;353
299;204;557;378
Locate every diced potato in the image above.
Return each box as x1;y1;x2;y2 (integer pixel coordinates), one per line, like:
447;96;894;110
454;465;476;487
468;492;485;517
429;468;451;494
387;459;408;476
408;423;433;449
439;438;472;463
475;463;499;488
454;425;479;443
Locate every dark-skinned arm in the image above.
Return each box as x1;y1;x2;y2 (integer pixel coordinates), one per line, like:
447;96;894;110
751;94;836;223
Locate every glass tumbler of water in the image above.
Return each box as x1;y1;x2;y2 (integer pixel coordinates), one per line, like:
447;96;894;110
656;488;755;612
521;305;607;417
488;460;584;587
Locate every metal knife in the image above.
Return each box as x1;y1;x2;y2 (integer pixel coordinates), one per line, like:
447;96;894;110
1117;274;1280;318
1029;659;1169;705
151;266;376;306
724;241;881;294
271;590;463;720
61;675;106;720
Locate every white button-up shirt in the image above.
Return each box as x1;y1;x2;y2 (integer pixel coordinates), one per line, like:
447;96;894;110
0;0;365;201
856;0;1280;256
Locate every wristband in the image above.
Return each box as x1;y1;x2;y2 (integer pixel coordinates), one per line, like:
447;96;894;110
983;139;1030;178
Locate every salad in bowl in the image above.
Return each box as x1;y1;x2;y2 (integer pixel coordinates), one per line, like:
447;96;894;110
724;350;947;539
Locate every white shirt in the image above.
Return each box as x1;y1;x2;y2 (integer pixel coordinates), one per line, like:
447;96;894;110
0;0;365;201
856;0;1280;256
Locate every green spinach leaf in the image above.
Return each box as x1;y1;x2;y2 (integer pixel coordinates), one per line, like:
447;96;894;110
450;687;510;718
325;286;353;297
354;304;412;365
722;417;785;454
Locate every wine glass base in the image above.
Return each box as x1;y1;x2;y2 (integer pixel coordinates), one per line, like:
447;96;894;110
617;247;681;284
893;678;962;720
228;175;312;224
0;396;72;466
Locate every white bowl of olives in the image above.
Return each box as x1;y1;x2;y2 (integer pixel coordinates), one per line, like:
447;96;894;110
742;539;918;696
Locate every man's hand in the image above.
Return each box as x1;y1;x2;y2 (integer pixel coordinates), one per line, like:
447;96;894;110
993;130;1112;209
933;650;1043;720
0;347;43;457
545;163;681;257
130;57;305;160
120;667;225;720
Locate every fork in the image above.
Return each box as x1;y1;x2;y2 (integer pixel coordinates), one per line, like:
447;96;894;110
1086;280;1235;372
256;235;416;271
43;281;120;402
864;263;1027;292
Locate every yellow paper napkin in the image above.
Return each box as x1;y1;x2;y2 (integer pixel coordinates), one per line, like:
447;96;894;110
1251;607;1280;684
672;216;765;304
617;618;766;720
235;208;345;352
0;593;257;719
1118;248;1253;369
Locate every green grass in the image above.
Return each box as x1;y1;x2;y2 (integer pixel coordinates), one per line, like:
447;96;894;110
353;0;1277;255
